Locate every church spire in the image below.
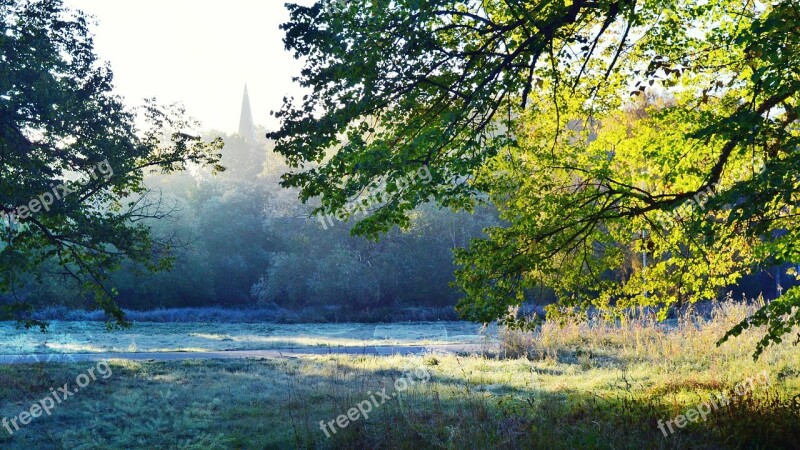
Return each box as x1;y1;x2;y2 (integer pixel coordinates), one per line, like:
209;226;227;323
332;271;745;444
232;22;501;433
238;84;256;141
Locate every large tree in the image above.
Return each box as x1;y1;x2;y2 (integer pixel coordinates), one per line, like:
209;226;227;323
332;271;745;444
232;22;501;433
0;0;223;326
271;0;800;356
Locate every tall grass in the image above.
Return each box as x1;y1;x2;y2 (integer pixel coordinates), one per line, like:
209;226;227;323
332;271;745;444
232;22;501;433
498;297;778;365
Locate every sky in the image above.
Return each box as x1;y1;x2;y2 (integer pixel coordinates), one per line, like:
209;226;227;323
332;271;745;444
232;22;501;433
64;0;311;133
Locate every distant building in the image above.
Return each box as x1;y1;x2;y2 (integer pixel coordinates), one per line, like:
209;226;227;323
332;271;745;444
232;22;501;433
220;84;266;180
238;84;257;143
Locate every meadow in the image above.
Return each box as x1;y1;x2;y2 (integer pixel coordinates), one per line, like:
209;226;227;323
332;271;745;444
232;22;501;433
0;299;799;449
0;321;488;355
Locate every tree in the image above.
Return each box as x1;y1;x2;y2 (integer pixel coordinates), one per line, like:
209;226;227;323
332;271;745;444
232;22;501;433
0;0;223;326
272;0;800;356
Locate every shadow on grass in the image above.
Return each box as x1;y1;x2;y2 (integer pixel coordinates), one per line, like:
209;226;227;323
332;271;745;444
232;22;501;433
0;358;798;449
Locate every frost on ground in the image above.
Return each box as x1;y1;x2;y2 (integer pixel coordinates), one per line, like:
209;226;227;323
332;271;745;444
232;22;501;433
0;322;496;355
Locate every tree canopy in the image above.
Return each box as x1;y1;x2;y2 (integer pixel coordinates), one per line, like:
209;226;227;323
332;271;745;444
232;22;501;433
0;0;224;326
272;0;800;357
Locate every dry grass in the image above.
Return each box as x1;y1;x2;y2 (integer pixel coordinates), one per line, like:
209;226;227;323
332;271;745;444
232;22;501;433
498;298;790;366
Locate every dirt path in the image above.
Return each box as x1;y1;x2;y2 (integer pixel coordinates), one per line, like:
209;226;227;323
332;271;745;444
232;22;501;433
0;343;489;364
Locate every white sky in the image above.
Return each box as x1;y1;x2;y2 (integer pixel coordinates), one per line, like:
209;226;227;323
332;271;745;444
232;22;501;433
64;0;311;133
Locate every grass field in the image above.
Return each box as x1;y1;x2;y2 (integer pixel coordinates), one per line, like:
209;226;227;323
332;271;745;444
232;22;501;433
1;300;799;449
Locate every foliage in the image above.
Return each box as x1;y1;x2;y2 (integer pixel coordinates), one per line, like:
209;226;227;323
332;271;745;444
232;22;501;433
69;128;497;313
0;0;223;326
274;0;800;355
720;288;800;359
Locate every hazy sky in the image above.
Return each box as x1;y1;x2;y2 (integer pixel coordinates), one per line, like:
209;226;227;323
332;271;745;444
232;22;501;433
64;0;310;133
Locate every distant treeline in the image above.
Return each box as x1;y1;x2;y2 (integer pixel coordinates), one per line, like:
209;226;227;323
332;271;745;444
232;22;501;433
2;129;791;319
4;130;499;315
